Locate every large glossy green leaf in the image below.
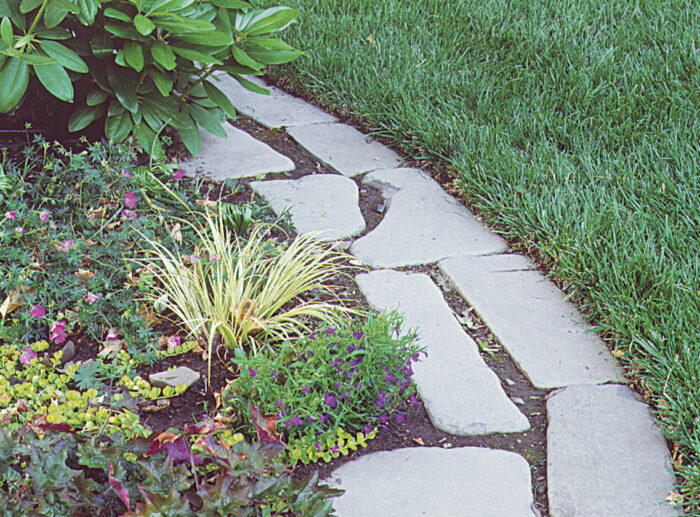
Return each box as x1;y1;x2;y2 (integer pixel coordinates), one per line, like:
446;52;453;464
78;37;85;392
18;53;55;65
238;7;298;35
0;57;28;113
43;2;68;28
176;30;232;46
19;0;42;14
68;105;105;131
39;40;88;73
232;74;268;95
151;40;175;70
104;7;131;22
106;65;138;113
178;125;201;156
86;89;107;105
171;45;222;64
133;122;163;159
246;46;300;65
0;17;12;46
187;102;225;137
123;41;144;72
105;21;148;41
105;110;133;141
147;0;194;13
208;0;249;8
91;33;112;58
203;80;235;119
231;47;263;70
34;62;73;101
0;0;25;30
36;27;71;39
76;0;99;24
50;0;79;14
147;68;172;96
153;18;214;33
140;102;165;131
133;14;154;35
220;63;262;76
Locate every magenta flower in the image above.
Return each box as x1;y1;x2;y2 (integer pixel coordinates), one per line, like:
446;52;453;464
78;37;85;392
121;209;138;220
249;368;257;378
30;304;46;318
319;413;330;424
315;442;322;453
323;392;337;408
86;292;100;305
14;226;24;236
61;238;74;252
105;329;119;341
326;327;336;336
173;168;185;180
122;169;132;179
379;414;388;424
19;345;37;366
302;386;311;395
39;210;49;223
363;424;373;435
408;394;419;405
124;191;136;208
50;320;67;344
353;331;363;340
167;336;181;349
5;211;16;220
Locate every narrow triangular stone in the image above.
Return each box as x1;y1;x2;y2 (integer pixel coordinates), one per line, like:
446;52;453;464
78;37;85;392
356;269;529;435
547;384;680;516
287;123;401;177
250;175;365;240
214;74;337;128
439;254;621;388
326;447;534;517
350;169;508;267
181;123;294;180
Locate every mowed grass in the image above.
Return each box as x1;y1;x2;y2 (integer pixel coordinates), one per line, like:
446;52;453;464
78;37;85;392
260;0;700;507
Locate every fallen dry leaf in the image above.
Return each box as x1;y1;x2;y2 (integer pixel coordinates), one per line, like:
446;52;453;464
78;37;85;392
75;269;95;284
0;289;24;318
666;491;684;507
413;437;425;446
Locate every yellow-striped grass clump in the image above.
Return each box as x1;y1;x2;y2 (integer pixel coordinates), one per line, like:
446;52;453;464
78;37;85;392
139;210;354;383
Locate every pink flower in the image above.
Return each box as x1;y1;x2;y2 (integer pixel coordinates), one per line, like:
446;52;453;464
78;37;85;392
30;304;46;318
62;238;74;252
173;168;184;180
122;169;132;179
167;336;181;349
14;226;24;236
39;210;50;223
124;191;136;209
121;209;138;220
19;345;37;366
5;211;16;220
50;320;67;344
105;329;119;341
86;292;100;305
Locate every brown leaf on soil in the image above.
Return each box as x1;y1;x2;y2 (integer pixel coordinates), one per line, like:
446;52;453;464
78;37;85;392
413;437;425;446
248;403;284;446
75;269;95;284
84;239;98;247
142;400;170;413
139;303;159;327
0;289;24;318
666;491;684;507
196;199;217;209
86;207;106;222
105;222;120;231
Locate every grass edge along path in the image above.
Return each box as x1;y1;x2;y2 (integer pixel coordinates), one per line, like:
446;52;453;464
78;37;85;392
259;0;700;510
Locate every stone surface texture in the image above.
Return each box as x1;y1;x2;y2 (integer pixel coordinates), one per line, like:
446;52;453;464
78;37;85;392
439;253;621;388
149;367;200;389
214;74;337;128
287;123;402;176
181;123;294;180
350;168;508;267
547;384;679;516
356;269;529;435
250;175;365;240
327;447;534;517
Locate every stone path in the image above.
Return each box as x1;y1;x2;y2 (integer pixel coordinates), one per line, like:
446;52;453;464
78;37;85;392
185;74;681;516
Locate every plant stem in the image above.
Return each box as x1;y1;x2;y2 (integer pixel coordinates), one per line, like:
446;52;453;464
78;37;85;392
180;67;214;102
27;0;50;35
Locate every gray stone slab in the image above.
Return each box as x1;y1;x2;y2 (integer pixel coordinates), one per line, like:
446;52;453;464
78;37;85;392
213;74;337;128
327;447;534;517
350;169;508;267
355;269;529;435
250;175;365;240
149;366;200;390
287;123;402;177
439;254;622;388
181;123;294;180
547;384;680;516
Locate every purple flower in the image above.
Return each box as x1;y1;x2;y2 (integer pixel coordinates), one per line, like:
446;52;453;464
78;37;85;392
395;413;405;424
315;442;322;453
167;336;181;349
5;211;16;220
331;445;339;455
379;414;388;424
323;392;337;408
15;226;24;236
385;373;395;384
363;424;373;435
375;392;387;409
19;345;37;366
326;327;336;336
275;399;284;407
248;368;257;378
30;304;45;318
408;394;419;405
173;168;185;180
272;369;279;380
309;332;316;340
39;210;49;223
319;413;330;424
122;169;132;179
50;320;67;344
86;292;100;305
105;329;119;341
290;414;304;427
121;209;138;220
61;238;74;252
302;386;311;395
307;415;315;425
347;344;355;353
353;331;363;340
334;381;342;389
124;191;136;209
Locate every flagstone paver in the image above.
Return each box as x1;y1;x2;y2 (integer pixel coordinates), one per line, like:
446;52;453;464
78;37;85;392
547;384;679;516
327;447;534;517
350;168;508;268
439;253;621;388
356;269;529;435
250;175;365;240
214;74;337;128
286;123;402;177
181;123;294;180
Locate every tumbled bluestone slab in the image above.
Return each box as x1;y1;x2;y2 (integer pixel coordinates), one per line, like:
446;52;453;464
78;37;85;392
350;169;508;267
287;123;401;177
182;123;294;180
327;447;533;517
356;269;529;435
149;367;200;390
250;175;365;240
213;74;337;128
439;254;621;388
548;384;679;516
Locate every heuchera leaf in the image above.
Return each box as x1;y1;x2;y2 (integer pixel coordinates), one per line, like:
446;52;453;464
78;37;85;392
248;403;284;445
108;461;131;512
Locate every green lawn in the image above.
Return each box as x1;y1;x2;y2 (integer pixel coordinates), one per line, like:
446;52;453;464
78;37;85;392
260;0;700;507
